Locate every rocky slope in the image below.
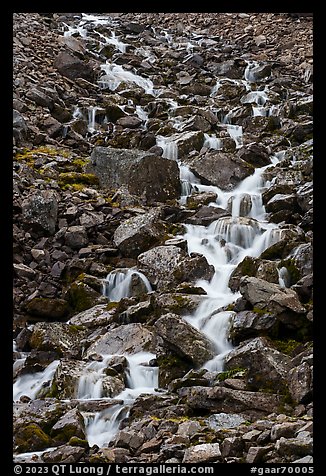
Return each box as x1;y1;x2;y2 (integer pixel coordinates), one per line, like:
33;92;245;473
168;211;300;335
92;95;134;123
13;13;313;464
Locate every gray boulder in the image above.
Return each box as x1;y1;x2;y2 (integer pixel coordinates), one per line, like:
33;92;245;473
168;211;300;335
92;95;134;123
184;150;254;191
225;337;292;393
155;313;215;366
64;226;89;250
87;147;181;202
85;323;156;358
22;190;58;235
54;51;96;82
138;245;214;291
287;362;313;404
178;386;282;418
51;408;86;443
185;206;230;226
113;209;165;258
51;360;87;399
290;243;313;277
182;443;221;463
25;297;70;321
69;304;116;328
275;436;313;458
239;276;307;328
265;194;299;214
237;143;271;167
229;311;278;344
13;109;28;144
28;322;87;359
42;445;85;463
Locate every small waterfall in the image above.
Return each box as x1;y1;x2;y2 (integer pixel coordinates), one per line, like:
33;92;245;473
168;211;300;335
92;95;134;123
156;136;178;160
179;164;200;203
87;106;99;133
85;405;129;448
135;105;148;123
241;90;268;106
13;360;60;401
181;153;284;371
244;61;260;83
210;217;262;250
99;63;154;94
226;124;243;148
203;133;222;150
97;30;127;53
77;356;113;400
103;269;152;301
82;352;158;448
278;266;290;288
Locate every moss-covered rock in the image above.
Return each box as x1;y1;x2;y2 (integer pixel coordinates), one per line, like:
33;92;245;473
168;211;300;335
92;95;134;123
58;172;99;190
25;297;70;321
229;256;259;292
28;322;88;358
65;281;104;313
14;423;52;452
157;352;192;388
68;437;89;448
51;408;86;444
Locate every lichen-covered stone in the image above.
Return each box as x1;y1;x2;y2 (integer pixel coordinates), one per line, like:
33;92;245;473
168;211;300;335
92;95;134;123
22;190;58;235
155;313;215;366
138;245;214;291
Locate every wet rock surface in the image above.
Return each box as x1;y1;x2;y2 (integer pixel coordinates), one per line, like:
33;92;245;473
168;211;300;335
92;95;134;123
13;12;313;464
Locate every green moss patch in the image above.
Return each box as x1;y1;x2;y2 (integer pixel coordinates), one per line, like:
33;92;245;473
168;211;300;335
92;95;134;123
216;367;247;382
58;172;99;190
15;423;52;452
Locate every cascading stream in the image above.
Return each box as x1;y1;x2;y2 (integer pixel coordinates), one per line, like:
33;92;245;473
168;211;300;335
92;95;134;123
81;352;158;448
13;14;303;459
180;155;284;371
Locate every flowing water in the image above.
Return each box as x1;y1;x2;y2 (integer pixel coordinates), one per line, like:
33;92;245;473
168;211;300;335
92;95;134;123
13;360;60;401
179;154;283;371
99;63;155;94
82;352;158;447
13;15;292;454
103;269;152;301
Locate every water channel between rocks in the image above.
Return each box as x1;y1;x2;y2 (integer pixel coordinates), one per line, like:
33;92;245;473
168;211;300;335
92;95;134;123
13;13;313;460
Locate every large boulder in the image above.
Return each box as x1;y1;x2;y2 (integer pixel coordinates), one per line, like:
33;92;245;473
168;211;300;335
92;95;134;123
184;150;254;191
113;209;165;258
51;408;86;444
54;51;96;82
290;243;313;277
182;443;221;463
178;386;282;419
229;256;279;292
138;245;214;291
239;276;307;329
50;360;87;399
13;399;68;451
265;194;299;214
224;337;292;393
69;304;116;328
22;190;58;235
85;323;156;358
287;362;313;404
229;311;278;344
42;445;86;463
25;298;70;321
166;131;205;158
237;143;271;167
185;206;230;226
28;322;88;359
155;313;215;366
87;147;181;202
